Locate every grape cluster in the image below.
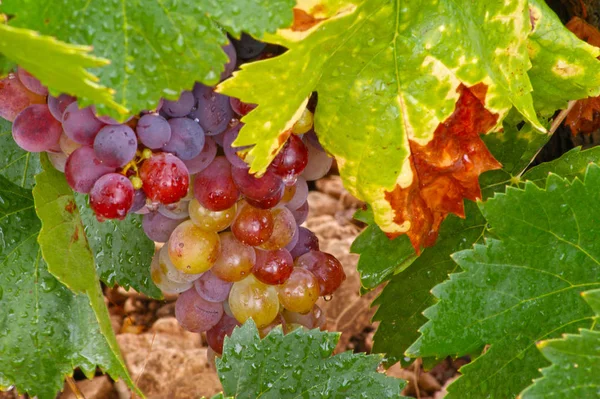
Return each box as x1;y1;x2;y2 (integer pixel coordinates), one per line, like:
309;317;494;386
5;35;345;358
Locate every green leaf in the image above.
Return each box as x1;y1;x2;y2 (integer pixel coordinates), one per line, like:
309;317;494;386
0;0;294;119
522;145;600;187
407;164;600;398
219;0;544;235
31;155;140;396
369;122;548;365
216;320;407;398
520;289;600;399
0;23;120;113
0;118;41;188
75;193;161;299
0;176;134;399
527;0;600;116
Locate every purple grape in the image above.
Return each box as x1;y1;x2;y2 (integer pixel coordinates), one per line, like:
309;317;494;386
175;288;223;333
158;201;189;220
302;139;333;181
289;200;309;224
286;176;308;210
232;33;267;59
164;117;205;160
223;123;251;168
162;91;195;117
93;124;138;168
221;41;237;80
129;190;147;213
284;225;300;252
47;94;76;122
17;67;48;96
289;227;319;258
183;136;217;174
65;146;115;193
12;104;62;152
213;130;226;147
136;113;172;149
190;84;233;136
194;271;233;303
142;211;182;242
62;102;105;145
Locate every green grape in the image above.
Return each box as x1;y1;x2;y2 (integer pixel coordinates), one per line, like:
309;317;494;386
168;220;220;274
276;268;320;314
228;274;279;328
211;232;256;282
189;198;236;232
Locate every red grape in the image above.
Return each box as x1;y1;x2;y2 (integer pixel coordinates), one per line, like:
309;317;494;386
269;135;308;183
12;104;62;152
65;146;116;193
206;314;240;354
175;288;223;333
0;73;46;122
259;206;296;250
89;173;134;220
211;232;256;282
17;67;48;96
230;97;257;116
231;166;283;207
289;227;320;258
231;202;274;247
48;94;76;122
139;153;190;204
252;248;294;285
296;251;346;296
194;156;239;211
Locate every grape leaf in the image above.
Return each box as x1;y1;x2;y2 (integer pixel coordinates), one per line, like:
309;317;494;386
0;176;135;399
219;0;546;251
0;22;120;112
216;320;407;398
0;0;294;119
0;118;40;188
31;155;140;395
407;164;600;398
369;122;549;366
527;1;600;117
74;193;161;299
522;145;600;187
520;288;600;399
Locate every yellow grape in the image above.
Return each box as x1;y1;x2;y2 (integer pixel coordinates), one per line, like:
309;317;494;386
276;268;320;314
150;248;193;294
168;220;220;274
292;109;313;135
228;274;279;328
211;232;256;282
189;198;236;232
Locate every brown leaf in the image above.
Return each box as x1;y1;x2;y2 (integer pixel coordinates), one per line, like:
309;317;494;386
385;83;501;252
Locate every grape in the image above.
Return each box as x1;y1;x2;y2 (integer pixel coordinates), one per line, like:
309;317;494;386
296;251;346;296
136;113;171;149
93;124;137;168
206;314;240;354
47;94;76;122
189;199;236;232
289;200;309;225
164;117;205;160
162;91;195;117
65;146;115;193
142;211;182;243
158;245;202;283
304;129;324;151
0;73;46;122
223;300;235;318
223;123;251;169
231;166;283;208
276;268;320;314
282;305;326;330
228;275;279;327
258;313;286;338
213;130;226;147
211;232;256;282
301;139;333;181
89;173;134;220
259;206;296;250
245;190;284;209
229;97;257;116
190;84;233;136
183;137;217;174
17;68;48;96
232;33;267;59
292;109;314;135
194;271;232;302
158;201;189;220
150;249;193;294
269;135;308;184
221;41;237;80
286;176;308;210
59;133;82;156
289;227;319;258
284;225;300;252
129;190;147;213
231;202;274;247
252;248;294;285
168;220;220;274
194;156;239;211
175;288;223;333
139;152;190;204
12;104;62;152
62;102;106;145
47;151;67;173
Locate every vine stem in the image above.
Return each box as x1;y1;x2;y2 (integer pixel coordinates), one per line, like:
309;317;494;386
518;100;577;177
66;376;86;399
